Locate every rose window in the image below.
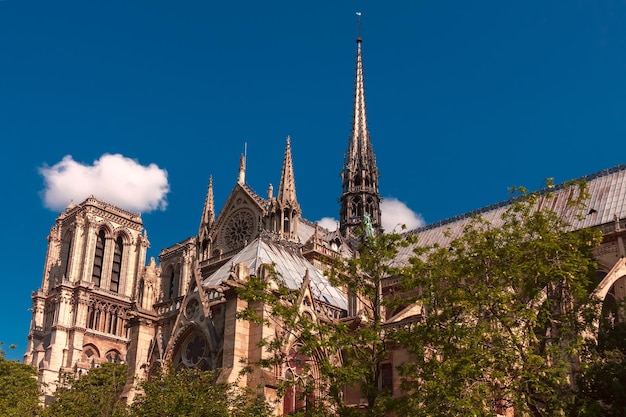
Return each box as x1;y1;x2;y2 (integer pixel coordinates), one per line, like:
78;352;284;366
224;210;254;249
183;334;206;367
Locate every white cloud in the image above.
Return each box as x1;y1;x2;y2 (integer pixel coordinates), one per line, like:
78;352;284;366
39;154;169;213
315;198;424;233
381;198;424;232
317;217;339;231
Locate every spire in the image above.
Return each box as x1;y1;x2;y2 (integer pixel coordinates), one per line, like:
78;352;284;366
265;136;301;241
198;176;215;236
277;136;298;206
351;35;368;162
340;23;382;239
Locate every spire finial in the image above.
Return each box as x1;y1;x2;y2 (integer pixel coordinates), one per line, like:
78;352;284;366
356;11;362;41
277;135;298;205
198;175;215;236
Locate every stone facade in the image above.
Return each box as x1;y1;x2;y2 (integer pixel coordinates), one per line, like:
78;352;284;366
23;34;626;416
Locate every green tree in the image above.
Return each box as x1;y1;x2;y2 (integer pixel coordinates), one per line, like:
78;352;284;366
0;343;42;417
130;366;272;417
236;229;415;417
394;181;603;417
576;315;626;416
44;362;129;417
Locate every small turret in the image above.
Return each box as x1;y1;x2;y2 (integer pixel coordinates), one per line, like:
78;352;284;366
197;176;215;261
266;136;301;241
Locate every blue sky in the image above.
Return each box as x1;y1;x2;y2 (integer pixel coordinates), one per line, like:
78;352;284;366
2;1;626;360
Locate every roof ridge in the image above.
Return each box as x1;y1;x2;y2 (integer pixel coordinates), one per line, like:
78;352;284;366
407;164;626;235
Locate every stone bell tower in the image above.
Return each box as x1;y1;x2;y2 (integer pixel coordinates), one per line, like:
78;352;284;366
24;197;154;400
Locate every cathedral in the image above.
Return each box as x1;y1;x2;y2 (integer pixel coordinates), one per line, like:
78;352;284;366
23;31;626;414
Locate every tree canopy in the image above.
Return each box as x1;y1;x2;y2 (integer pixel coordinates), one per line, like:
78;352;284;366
0;343;41;417
131;366;271;417
236;181;614;416
393;183;603;416
44;362;129;417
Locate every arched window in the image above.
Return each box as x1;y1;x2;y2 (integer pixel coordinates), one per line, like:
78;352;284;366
171;330;211;371
350;197;360;218
283;344;315;415
283;209;291;234
110;236;123;293
82;344;100;368
167;267;176;300
92;230;106;287
137;279;145;307
60;230;73;281
106;350;122;363
366;197;375;218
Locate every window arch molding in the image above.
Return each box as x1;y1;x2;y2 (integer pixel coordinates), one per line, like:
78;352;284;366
82;343;101;367
282;342;321;415
57;228;75;285
170;327;212;371
163;264;179;300
109;230;131;294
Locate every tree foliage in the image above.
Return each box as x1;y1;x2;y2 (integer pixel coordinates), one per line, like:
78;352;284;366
236;229;416;416
44;362;129;417
394;182;603;416
131;366;272;417
576;314;626;416
0;343;42;417
237;180;609;417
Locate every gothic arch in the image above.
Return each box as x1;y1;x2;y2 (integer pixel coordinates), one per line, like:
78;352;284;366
281;341;322;415
57;228;74;285
82;343;101;367
168;325;213;371
112;227;132;245
105;349;123;363
594;258;626;305
94;222;114;238
591;258;626;336
163;264;178;300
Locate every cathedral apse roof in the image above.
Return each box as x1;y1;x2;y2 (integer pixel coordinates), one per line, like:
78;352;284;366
202;234;348;311
397;164;626;263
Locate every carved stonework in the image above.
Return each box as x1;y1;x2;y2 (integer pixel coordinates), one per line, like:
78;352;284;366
223;209;255;250
184;298;201;321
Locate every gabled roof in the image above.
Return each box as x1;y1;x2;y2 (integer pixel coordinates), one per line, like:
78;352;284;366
203;235;348;311
397;165;626;262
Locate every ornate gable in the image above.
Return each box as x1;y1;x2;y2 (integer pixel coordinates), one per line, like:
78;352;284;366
210;183;267;256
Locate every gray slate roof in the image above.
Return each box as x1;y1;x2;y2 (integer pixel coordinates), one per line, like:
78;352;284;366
397;165;626;263
203;235;348;311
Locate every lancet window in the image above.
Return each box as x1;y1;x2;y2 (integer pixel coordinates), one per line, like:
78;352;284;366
92;230;106;287
167;267;176;300
110;236;123;293
60;230;73;282
283;344;316;415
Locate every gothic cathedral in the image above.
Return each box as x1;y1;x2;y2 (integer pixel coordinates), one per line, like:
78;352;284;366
24;33;626;414
24;35;381;404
